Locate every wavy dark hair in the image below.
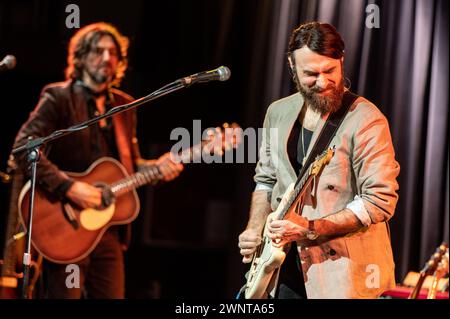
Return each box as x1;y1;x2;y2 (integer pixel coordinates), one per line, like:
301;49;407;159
65;22;129;87
288;22;345;61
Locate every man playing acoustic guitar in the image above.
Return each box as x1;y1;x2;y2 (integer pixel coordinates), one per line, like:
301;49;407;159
9;22;183;298
238;22;400;299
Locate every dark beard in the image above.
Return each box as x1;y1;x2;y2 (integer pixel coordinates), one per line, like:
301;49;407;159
86;65;111;85
298;79;344;114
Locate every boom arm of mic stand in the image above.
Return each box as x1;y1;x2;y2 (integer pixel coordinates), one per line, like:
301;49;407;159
12;80;185;156
11;79;185;298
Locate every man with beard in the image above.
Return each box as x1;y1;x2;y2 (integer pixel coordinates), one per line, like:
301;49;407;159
9;22;183;298
238;22;400;298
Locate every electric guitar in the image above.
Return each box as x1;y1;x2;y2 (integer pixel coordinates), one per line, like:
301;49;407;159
244;147;334;299
427;246;449;299
408;242;448;299
18;123;241;264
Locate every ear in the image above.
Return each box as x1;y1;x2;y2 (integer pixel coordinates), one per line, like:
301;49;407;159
288;55;294;69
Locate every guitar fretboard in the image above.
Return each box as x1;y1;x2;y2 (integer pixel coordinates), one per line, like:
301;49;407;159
276;164;313;220
109;142;207;196
277;148;332;220
110;165;161;196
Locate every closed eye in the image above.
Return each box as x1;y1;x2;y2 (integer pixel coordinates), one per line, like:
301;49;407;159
304;71;318;77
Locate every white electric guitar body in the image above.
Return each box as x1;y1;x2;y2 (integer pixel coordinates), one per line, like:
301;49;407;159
244;148;334;299
244;183;295;299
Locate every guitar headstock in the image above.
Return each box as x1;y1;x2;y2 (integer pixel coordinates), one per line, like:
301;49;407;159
423;242;448;275
202;122;242;155
435;248;449;278
310;147;335;176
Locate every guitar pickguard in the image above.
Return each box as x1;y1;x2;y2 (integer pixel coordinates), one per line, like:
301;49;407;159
79;204;115;231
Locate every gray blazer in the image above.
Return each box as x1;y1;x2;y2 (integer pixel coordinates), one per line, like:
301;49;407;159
254;92;400;298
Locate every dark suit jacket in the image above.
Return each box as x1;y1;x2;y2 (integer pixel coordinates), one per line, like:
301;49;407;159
11;80;141;249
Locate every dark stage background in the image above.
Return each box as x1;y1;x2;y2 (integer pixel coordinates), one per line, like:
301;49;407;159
0;0;448;298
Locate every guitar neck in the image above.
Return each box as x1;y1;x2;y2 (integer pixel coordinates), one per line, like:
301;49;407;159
109;142;206;196
109;165;161;196
277;165;313;220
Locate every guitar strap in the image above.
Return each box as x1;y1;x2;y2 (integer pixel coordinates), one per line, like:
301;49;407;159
295;90;359;187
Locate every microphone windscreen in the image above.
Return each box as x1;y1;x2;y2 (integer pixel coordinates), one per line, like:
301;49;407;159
217;66;231;81
2;55;17;69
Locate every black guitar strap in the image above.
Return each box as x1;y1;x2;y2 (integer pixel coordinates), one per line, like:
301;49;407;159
295;90;359;187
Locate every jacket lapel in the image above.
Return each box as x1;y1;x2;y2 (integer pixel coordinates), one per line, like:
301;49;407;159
281;94;303;181
111;112;133;174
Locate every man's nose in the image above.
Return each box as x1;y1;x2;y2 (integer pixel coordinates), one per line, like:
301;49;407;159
102;49;111;61
315;74;328;89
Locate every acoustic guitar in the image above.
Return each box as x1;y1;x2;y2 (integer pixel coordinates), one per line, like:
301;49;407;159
18;123;241;264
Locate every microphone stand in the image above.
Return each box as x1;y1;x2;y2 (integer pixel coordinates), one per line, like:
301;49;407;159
12;78;187;299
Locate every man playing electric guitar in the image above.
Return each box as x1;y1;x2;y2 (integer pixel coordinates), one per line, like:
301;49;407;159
9;23;183;298
238;22;400;299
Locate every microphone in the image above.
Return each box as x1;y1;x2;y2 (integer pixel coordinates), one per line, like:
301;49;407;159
0;55;17;72
180;66;230;87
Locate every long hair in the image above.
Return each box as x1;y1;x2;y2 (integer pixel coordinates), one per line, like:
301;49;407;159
65;22;129;87
288;22;345;60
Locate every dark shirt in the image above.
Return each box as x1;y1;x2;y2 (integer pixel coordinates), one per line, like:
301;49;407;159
12;80;135;199
278;115;313;299
81;83;120;161
287;118;313;176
